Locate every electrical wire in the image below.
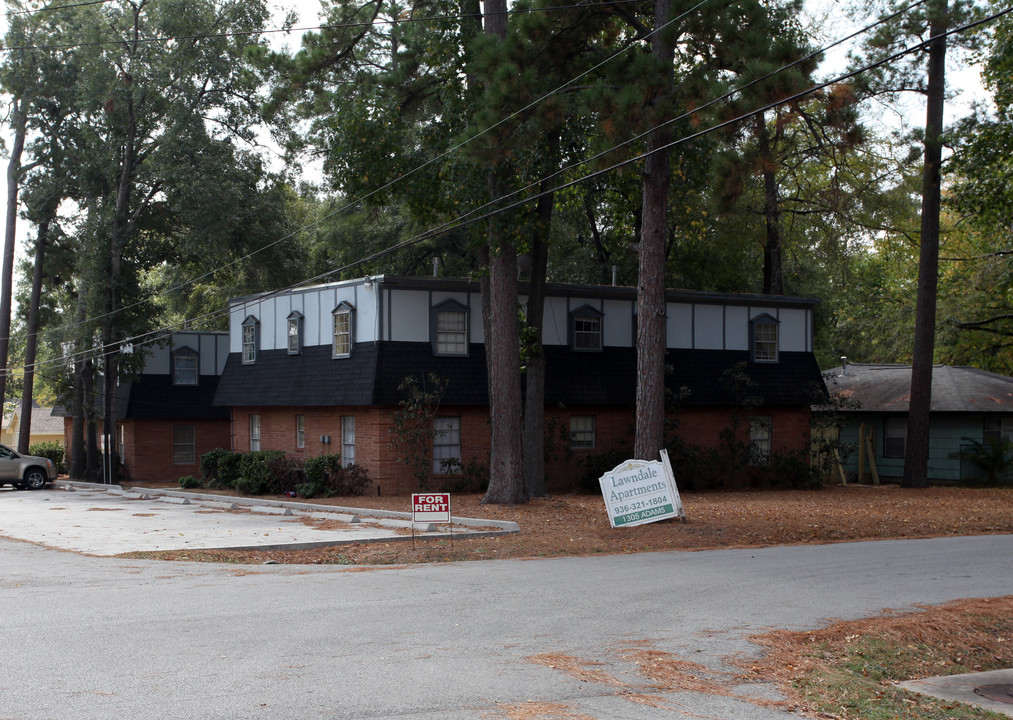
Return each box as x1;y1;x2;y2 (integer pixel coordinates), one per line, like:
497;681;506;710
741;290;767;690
3;1;1003;379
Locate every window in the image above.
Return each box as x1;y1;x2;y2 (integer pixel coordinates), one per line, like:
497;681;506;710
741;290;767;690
242;316;259;364
432;417;461;474
570;416;595;449
570;305;603;352
173;348;198;386
296;415;305;449
173;425;195;464
749;416;772;465
288;312;303;355
984;417;1013;443
884;416;906;458
433;300;468;356
250;414;261;451
342;416;356;466
750;314;779;362
333;302;354;358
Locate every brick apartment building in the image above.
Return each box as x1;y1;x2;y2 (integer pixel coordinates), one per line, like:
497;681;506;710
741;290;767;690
210;275;825;494
60;332;232;483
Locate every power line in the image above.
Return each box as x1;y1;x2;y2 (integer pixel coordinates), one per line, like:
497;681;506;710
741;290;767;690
4;2;1002;378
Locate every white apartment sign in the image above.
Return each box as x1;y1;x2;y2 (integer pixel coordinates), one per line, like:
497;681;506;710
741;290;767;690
598;450;685;528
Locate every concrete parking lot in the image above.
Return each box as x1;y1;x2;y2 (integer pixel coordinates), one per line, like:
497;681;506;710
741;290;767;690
0;482;517;555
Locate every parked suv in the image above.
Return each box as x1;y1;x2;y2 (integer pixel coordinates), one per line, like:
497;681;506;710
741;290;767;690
0;444;57;490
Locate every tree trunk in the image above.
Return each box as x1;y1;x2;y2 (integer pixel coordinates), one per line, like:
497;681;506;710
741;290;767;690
522;168;554;498
17;222;48;455
903;0;947;489
480;0;526;505
758;116;784;296
84;359;99;481
0;98;27;408
634;0;673;461
70;296;87;479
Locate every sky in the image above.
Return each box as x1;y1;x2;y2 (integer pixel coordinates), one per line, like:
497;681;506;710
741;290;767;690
0;0;992;287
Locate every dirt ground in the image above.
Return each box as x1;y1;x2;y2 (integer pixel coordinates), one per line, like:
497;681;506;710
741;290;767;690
136;483;1013;565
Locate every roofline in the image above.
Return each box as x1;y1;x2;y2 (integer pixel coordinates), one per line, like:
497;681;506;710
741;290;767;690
226;274;819;309
377;275;820;307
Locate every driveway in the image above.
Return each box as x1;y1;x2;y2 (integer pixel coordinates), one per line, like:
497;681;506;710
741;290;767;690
0;482;516;555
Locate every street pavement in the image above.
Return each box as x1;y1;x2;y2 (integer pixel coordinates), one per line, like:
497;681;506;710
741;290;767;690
1;486;1012;720
0;483;517;555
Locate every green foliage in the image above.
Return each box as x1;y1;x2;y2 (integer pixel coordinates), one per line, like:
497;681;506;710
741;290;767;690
234;451;287;495
577;449;630;494
297;458;371;498
951;437;1013;486
29;442;64;472
437;457;490;493
178;475;201;489
199;448;242;490
389;373;448;490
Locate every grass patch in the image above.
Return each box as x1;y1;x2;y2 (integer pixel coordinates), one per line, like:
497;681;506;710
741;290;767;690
747;596;1013;720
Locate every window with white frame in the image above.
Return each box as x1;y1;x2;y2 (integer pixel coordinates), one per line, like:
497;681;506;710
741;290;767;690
750;314;779;363
342;416;356;466
333;303;353;358
173;425;195;464
242;316;259;364
433;417;461;474
570;306;603;352
884;416;906;458
984;416;1013;443
295;415;305;449
173;348;198;386
570;416;595;449
250;414;261;451
288;312;303;355
433;300;468;356
749;416;772;464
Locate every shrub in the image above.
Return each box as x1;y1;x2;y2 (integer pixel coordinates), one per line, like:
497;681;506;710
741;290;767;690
29;442;65;473
200;448;241;489
300;455;372;497
266;455;305;494
578;449;630;493
438;457;490;493
749;448;823;490
234;450;287;495
178;475;201;489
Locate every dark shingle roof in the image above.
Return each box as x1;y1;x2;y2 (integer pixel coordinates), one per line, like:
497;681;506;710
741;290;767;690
214;345;379;407
124;374;230;420
215;341;824;409
824;363;1013;413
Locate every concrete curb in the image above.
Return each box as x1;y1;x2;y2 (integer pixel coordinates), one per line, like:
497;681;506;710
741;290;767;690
54;480;520;534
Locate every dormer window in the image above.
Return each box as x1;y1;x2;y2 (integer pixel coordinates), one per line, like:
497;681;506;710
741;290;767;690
432;299;469;356
287;311;303;355
172;347;198;386
333;302;354;358
570;305;603;352
750;313;779;363
242;316;259;364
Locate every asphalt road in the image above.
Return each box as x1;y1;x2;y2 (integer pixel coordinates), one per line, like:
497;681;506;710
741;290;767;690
2;531;1012;719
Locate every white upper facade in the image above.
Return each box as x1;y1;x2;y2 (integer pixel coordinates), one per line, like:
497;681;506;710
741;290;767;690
228;275;815;358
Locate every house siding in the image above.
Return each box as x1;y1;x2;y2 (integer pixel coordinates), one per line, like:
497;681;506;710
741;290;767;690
839;412;991;483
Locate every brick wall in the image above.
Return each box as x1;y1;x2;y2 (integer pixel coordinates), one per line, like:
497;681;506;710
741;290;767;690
64;404;814;493
122;419;232;483
229;404;813;495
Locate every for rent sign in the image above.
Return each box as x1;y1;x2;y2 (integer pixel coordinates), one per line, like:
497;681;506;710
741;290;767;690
598;450;684;528
412;493;451;523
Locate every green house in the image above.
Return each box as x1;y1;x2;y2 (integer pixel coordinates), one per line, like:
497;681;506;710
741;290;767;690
825;363;1013;484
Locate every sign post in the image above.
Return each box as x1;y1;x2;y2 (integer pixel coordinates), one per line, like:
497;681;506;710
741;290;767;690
411;493;452;548
598;450;685;528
